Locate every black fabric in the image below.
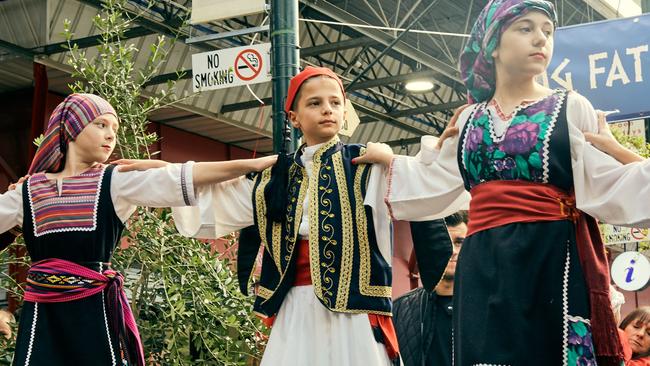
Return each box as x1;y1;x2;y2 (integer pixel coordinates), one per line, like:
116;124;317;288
393;287;435;366
237;225;262;296
0;231;15;252
427;296;452;366
265;152;292;222
14;165;127;366
409;219;453;291
453;221;590;366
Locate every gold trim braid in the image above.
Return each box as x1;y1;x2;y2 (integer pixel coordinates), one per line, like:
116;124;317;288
333;153;355;310
308;138;339;308
254;169;281;271
354;159;392;298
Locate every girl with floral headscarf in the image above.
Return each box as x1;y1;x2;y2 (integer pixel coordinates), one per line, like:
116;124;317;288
0;93;275;366
357;0;650;365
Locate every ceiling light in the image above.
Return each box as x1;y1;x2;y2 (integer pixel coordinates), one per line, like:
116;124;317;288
405;80;435;92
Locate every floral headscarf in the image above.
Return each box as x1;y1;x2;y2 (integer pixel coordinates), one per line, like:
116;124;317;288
460;0;557;103
28;93;116;174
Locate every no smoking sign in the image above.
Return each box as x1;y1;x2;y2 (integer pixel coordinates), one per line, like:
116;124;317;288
192;43;271;92
235;49;263;81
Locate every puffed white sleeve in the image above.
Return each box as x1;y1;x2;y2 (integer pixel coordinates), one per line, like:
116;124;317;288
569;92;650;227
384;108;472;221
0;185;23;234
171;176;254;239
110;162;197;223
363;164;393;262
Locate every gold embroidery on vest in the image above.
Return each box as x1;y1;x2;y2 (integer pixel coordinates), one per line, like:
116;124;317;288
272;222;282;268
254;169;281;271
308;138;339;308
333;153;354;310
258;286;273;300
259;165;310;306
354;158;392;298
284;165;308;262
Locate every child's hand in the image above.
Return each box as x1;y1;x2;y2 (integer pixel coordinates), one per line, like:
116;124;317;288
252;155;278;172
7;175;29;191
583;111;619;154
583;111;643;164
436;125;459;151
112;159;170;172
353;142;394;167
435;104;468;150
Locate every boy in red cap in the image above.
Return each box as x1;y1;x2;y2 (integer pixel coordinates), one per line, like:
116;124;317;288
171;66;451;365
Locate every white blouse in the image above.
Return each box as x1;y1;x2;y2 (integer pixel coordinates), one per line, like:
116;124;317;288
0;163;196;234
387;91;650;228
172;141;394;262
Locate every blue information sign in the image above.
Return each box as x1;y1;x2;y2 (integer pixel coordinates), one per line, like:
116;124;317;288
545;14;650;121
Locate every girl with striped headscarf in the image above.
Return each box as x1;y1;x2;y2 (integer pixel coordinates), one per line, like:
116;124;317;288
357;0;650;364
0;93;275;366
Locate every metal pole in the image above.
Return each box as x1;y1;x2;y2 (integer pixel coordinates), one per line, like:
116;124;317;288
270;0;300;153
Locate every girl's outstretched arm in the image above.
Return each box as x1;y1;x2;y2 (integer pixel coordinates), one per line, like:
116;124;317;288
114;155;277;186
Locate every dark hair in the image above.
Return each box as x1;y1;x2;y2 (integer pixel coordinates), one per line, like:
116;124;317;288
620;306;650;359
444;210;468;227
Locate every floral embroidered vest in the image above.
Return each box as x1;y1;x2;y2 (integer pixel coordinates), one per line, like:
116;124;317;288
249;138;392;317
458;89;573;192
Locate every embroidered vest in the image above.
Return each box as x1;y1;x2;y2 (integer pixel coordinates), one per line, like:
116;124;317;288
458;89;572;191
248;139;392;316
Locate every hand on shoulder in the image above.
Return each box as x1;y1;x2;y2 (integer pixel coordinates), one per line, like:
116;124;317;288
353;142;394;167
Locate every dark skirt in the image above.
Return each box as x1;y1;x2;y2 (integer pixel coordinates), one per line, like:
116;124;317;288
453;220;595;366
13;292;123;366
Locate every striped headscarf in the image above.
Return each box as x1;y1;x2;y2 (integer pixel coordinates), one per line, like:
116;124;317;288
28;93;117;174
459;0;557;103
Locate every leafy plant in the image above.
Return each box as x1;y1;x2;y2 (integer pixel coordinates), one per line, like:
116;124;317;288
608;124;650;252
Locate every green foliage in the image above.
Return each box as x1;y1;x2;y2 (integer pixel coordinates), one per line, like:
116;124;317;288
0;0;266;364
117;210;264;365
610;126;650;159
610;125;650;252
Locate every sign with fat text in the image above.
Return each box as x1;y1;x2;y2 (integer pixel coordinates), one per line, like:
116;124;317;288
542;14;650;121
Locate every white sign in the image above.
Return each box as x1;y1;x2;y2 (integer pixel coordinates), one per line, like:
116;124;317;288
192;43;271;92
611;251;650;291
191;0;266;24
339;100;360;137
602;224;649;245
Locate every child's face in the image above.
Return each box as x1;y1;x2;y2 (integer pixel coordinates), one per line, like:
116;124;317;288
288;76;346;146
70;113;119;164
492;10;554;80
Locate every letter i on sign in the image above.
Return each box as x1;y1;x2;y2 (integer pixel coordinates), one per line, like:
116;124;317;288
626;259;636;283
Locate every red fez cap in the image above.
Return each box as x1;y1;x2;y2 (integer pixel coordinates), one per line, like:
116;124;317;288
284;67;346;113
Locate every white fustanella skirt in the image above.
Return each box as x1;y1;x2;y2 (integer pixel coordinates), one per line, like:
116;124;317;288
260;285;394;366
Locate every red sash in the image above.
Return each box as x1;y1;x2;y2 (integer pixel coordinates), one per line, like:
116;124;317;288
468;180;624;366
25;258;145;366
